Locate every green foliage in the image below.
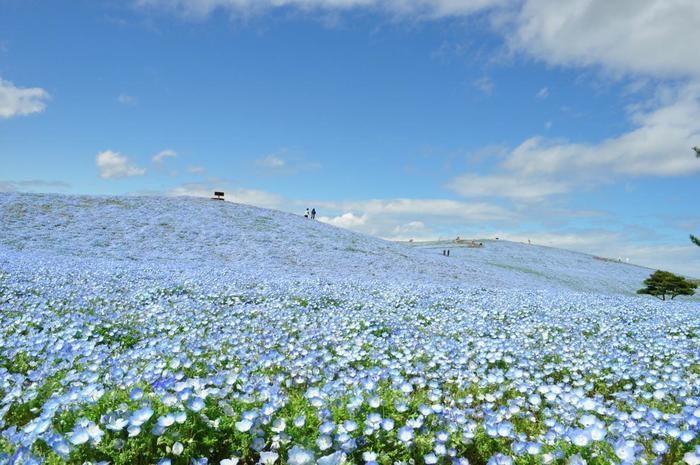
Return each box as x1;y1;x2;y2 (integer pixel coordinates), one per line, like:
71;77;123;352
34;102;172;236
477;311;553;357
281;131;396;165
5;370;67;427
637;270;697;301
691;234;700;247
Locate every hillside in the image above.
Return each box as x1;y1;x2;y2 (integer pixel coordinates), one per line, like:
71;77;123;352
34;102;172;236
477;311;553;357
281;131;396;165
0;192;661;295
2;193;700;465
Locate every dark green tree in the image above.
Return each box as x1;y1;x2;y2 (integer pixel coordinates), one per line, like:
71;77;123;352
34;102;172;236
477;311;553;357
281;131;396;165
637;270;697;300
691;234;700;247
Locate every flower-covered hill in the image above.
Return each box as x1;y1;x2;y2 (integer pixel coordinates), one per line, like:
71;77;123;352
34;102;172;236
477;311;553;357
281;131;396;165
0;192;657;295
1;192;699;465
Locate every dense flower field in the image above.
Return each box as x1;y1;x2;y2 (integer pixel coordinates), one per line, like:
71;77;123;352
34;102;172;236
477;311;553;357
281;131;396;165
1;249;699;465
1;194;699;465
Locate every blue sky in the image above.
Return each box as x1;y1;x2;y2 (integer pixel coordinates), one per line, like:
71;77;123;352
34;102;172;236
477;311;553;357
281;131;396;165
1;0;699;276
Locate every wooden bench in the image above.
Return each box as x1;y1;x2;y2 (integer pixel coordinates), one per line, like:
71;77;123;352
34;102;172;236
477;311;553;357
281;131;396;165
212;191;225;200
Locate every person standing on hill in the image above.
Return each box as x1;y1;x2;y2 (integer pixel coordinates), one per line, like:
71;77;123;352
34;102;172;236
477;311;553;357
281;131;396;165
304;208;310;218
311;208;316;219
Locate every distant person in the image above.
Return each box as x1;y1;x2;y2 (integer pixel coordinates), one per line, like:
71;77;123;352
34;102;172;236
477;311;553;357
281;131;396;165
304;208;310;218
447;249;450;257
311;208;316;219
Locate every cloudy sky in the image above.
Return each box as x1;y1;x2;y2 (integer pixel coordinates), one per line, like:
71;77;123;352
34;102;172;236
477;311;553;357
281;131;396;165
1;0;699;275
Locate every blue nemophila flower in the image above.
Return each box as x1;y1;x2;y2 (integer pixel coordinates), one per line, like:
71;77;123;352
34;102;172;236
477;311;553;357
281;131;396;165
317;451;345;465
316;434;333;451
105;416;129;431
188;396;205;412
381;418;394;431
259;451;279;465
3;211;700;465
342;420;357;432
567;454;586;465
157;414;175;427
397;426;414;443
130;387;144;400
127;424;141;437
569;429;590;447
130;406;154;426
270;418;286;432
220;457;239;465
287;446;314;465
684;452;700;465
69;427;89;446
487;453;513;465
171;442;184;456
652;440;669;454
614;439;637;463
320;422;336;435
235;418;253;432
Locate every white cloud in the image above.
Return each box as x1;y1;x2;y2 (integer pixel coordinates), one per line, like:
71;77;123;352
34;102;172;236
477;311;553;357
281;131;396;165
0;179;70;192
153;149;177;163
136;0;700;84
535;86;548;99
0;78;50;119
473;76;495;95
254;151;320;175
508;0;700;80
447;173;569;200
117;93;137;105
448;83;700;200
96;151;147;179
187;165;206;173
256;154;286;169
136;0;507;19
316;198;513;222
318;212;368;229
311;197;515;240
